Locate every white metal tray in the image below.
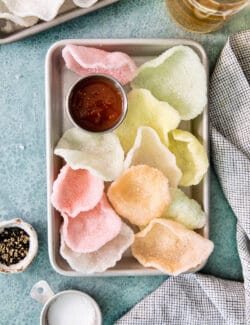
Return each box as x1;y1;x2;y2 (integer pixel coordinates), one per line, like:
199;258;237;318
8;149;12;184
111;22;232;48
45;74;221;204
0;0;121;45
46;39;209;276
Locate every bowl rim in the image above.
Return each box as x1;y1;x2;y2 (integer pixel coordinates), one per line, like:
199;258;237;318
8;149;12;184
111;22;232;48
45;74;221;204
0;218;38;273
40;289;102;325
65;73;128;134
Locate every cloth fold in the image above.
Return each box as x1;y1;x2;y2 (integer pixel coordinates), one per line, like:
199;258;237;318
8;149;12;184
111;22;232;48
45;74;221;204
116;30;250;325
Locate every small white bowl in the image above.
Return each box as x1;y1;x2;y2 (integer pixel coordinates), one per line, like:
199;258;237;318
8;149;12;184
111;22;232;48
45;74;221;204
0;218;38;274
31;280;102;325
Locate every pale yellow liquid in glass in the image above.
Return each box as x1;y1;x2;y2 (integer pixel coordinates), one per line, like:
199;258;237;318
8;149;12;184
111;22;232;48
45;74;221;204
165;0;249;33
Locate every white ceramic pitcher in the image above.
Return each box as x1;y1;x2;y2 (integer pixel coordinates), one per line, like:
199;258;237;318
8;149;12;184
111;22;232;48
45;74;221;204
30;280;102;325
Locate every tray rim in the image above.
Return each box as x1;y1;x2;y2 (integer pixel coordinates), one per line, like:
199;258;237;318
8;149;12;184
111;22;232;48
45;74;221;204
46;38;209;277
0;0;121;45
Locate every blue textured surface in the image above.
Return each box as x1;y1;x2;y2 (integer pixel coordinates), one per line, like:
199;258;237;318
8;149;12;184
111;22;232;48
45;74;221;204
0;0;249;324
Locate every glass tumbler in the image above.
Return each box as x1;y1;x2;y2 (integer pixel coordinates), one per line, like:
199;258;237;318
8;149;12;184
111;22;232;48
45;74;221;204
165;0;250;33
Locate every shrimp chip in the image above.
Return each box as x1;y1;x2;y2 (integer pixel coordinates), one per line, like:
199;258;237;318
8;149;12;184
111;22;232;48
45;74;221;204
168;129;208;186
73;0;98;8
60;222;134;274
51;165;104;218
54;128;124;181
131;45;207;120
162;188;206;229
107;165;170;227
0;1;38;27
124;126;182;187
115;89;180;152
62;45;137;85
132;218;214;275
62;195;122;253
2;0;64;21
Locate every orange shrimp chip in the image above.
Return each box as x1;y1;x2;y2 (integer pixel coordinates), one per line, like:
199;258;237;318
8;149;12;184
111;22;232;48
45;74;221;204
107;165;170;227
132;218;214;276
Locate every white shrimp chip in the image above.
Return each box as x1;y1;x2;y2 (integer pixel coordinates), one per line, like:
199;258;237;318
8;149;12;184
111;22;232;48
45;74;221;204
115;89;180;152
162;188;206;229
54;128;124;181
60;222;134;274
131;45;207;120
132;218;214;276
168;129;209;186
2;0;64;21
107;165;170;227
0;1;38;27
73;0;98;8
124;126;182;188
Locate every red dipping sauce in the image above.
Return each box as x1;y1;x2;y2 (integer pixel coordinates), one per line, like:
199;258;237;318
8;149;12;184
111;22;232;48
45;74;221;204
67;75;126;132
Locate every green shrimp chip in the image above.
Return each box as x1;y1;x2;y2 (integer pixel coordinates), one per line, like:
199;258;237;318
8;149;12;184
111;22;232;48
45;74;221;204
132;45;207;120
162;188;206;229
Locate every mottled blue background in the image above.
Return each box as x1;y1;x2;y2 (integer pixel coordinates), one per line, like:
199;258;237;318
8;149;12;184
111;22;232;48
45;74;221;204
0;0;249;324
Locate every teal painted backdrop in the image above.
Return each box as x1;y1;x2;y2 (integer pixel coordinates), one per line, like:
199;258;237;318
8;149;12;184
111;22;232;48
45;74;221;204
0;0;249;324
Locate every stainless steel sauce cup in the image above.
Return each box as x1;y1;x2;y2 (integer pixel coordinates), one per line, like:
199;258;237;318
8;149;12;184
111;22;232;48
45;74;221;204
66;74;128;134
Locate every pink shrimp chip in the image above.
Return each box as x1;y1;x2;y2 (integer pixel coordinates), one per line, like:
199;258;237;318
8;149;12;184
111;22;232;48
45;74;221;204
62;44;138;85
51;165;104;218
62;194;122;253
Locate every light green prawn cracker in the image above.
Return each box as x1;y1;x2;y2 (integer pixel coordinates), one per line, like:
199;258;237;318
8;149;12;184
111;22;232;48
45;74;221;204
132;45;207;120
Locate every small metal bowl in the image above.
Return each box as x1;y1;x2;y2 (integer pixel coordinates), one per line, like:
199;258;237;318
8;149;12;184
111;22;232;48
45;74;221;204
66;74;128;134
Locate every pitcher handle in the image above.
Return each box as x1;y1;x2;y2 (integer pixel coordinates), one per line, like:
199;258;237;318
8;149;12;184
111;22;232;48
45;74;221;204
30;280;55;305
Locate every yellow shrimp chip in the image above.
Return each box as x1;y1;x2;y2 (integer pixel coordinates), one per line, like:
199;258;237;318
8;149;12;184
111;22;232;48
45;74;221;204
162;188;206;229
132;218;214;275
114;89;180;152
107;165;170;227
168;129;209;186
131;45;207;120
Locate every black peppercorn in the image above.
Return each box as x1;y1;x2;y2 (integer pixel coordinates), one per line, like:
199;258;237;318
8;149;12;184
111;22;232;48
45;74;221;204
0;228;30;266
